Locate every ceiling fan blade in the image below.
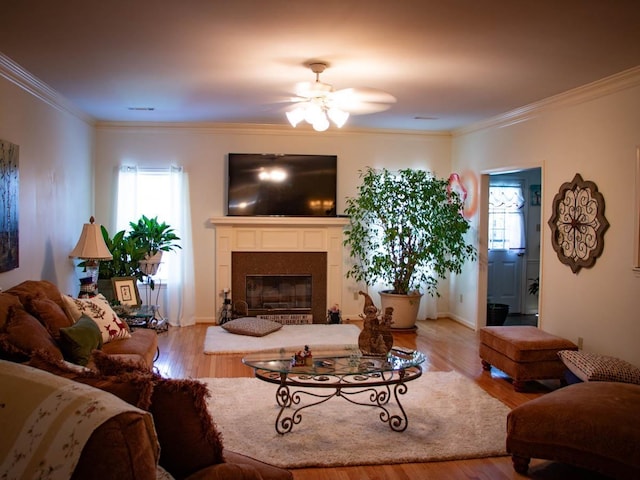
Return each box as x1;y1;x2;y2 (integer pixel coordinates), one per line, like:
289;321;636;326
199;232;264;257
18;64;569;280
330;87;396;114
294;80;333;98
336;101;394;114
293;81;314;98
332;87;397;105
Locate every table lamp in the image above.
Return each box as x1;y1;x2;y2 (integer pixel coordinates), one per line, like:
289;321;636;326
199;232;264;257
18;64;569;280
69;216;113;297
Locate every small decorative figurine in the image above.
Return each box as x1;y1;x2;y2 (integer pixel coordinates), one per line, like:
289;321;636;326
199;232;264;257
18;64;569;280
327;304;342;324
357;295;394;356
292;345;313;366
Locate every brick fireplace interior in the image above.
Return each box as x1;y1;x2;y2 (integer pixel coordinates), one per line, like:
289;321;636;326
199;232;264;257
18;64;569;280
231;251;327;323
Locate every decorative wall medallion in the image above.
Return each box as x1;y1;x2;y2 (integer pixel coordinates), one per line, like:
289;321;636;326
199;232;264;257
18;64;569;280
548;173;609;273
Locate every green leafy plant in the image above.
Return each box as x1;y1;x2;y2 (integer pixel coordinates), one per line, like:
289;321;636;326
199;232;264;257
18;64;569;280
128;215;181;257
344;167;477;297
97;226;146;282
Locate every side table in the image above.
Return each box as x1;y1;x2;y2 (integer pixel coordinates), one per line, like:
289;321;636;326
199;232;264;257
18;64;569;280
118;305;169;333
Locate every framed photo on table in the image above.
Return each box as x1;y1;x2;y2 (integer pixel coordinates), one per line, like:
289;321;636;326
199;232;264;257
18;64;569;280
111;276;141;306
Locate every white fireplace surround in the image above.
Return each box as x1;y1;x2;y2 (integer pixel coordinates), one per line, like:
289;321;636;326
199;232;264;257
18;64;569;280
209;216;349;323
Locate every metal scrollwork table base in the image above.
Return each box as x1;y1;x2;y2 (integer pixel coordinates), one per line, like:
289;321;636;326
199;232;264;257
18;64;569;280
243;348;426;435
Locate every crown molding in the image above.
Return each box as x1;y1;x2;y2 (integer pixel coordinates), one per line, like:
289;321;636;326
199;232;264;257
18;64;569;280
0;53;95;125
95;120;451;138
453;65;640;137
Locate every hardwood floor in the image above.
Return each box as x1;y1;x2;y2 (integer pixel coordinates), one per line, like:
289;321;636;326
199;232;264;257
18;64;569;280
154;318;610;480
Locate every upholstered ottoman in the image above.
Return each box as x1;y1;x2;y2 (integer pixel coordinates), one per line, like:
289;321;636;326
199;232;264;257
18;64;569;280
507;381;640;479
479;326;577;391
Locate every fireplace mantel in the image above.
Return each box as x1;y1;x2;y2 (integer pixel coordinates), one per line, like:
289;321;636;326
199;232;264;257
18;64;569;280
209;216;349;228
210;216;349;323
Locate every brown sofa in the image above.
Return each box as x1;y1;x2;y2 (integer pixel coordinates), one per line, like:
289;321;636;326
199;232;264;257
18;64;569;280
0;280;292;480
0;280;157;368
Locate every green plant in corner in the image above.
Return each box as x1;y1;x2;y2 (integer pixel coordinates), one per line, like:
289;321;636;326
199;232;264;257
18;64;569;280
344;167;477;298
97;227;146;282
128;215;181;289
128;215;182;257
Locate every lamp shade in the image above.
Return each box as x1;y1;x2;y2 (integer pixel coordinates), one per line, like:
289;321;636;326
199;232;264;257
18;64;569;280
69;216;113;260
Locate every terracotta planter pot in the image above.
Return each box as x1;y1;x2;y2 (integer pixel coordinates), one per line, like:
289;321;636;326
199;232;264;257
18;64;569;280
379;290;423;330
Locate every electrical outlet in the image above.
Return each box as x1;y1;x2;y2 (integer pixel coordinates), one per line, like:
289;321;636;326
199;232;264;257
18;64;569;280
578;337;584;349
353;291;359;300
459;294;463;303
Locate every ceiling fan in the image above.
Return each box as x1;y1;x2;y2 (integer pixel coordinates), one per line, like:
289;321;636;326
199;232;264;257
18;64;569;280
285;62;396;131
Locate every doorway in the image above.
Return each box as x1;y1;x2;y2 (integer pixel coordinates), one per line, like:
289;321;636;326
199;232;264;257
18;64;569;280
487;168;541;325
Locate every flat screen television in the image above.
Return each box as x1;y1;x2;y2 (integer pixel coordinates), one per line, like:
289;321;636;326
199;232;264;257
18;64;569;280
227;153;337;217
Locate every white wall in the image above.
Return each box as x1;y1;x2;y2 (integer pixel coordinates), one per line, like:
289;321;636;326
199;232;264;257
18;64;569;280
93;125;452;322
0;74;94;295
451;71;640;366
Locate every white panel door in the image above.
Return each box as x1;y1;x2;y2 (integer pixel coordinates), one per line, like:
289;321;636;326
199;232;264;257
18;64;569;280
487;249;523;313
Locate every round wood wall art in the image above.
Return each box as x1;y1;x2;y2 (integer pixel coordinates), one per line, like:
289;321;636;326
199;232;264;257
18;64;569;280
547;173;609;273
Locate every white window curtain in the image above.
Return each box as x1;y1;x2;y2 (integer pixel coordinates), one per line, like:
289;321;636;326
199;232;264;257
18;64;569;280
488;184;526;252
421;277;438;320
116;165;196;327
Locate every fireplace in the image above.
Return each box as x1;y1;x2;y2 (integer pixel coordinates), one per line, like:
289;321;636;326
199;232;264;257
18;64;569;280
210;216;349;325
232;252;327;322
246;275;312;311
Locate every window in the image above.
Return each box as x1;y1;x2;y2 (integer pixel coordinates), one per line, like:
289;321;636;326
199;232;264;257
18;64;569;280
488;183;525;251
115;165;195;326
116;166;184;281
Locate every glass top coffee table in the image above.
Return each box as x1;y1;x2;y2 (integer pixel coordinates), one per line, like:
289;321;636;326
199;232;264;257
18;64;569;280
242;346;426;434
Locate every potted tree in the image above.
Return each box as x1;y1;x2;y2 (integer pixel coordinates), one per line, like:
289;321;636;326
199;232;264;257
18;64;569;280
344;167;476;329
128;215;181;287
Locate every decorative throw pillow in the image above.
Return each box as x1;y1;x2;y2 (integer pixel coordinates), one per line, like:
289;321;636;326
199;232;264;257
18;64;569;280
221;317;282;337
5;280;66;308
0;292;22;331
149;377;224;478
24;293;74;339
58;315;103;366
62;294;131;344
558;350;640;385
0;306;64;362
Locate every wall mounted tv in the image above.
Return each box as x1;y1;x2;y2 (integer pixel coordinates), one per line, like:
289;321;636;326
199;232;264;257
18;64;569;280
227;153;337;217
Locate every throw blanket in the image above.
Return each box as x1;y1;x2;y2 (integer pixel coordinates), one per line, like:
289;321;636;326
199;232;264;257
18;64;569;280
0;360;156;480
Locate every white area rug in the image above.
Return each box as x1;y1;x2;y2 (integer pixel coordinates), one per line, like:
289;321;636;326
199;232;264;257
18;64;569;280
201;371;510;468
203;324;361;354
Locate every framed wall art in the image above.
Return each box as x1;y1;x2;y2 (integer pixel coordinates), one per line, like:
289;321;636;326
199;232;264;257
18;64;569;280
548;173;609;273
635;146;640;269
0;140;19;273
112;276;141;306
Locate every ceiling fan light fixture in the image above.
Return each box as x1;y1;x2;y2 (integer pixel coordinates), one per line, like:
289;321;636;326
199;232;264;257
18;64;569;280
285;61;393;131
328;107;349;128
286;102;348;130
303;102;323;124
312;113;330;132
286;107;304;127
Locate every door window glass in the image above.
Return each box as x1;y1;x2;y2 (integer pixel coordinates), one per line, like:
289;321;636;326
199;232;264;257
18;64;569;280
489;185;525;251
